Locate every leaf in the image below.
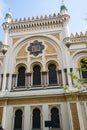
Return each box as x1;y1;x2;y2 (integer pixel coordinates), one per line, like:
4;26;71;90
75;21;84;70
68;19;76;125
69;72;78;79
64;86;69;90
85;18;87;20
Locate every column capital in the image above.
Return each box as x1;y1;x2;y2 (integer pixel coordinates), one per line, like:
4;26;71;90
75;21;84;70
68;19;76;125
64;68;67;72
42;71;47;75
26;73;32;76
12;74;16;77
58;70;62;73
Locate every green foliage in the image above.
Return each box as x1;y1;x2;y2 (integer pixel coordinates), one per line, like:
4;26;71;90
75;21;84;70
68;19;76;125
85;41;87;46
64;85;69;90
64;57;87;96
85;18;87;20
69;72;78;79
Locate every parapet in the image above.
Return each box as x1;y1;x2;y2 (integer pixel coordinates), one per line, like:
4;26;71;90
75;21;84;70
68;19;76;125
2;12;70;33
63;31;87;45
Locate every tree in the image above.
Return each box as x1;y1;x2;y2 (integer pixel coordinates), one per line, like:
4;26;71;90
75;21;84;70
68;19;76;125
64;57;87;97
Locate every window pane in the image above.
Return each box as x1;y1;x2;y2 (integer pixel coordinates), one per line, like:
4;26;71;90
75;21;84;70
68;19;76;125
33;65;41;85
32;108;41;129
80;58;87;78
17;67;25;86
51;108;60;128
14;109;22;130
48;64;57;84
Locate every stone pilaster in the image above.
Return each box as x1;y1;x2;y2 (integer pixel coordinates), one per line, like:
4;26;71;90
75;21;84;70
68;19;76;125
5;73;10;90
24;105;30;130
70;103;80;130
64;68;68;85
42;104;49;130
11;74;16;90
0;74;3;90
61;103;70;130
0;107;3;123
42;72;47;87
58;70;63;86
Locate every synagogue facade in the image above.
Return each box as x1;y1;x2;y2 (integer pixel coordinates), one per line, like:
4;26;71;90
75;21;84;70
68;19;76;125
0;4;87;130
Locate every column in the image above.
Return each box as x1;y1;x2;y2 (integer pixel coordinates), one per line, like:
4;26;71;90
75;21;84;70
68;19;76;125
25;73;30;88
0;107;3;123
2;25;9;91
64;68;68;85
5;73;10;90
2;56;10;91
0;74;3;90
61;103;70;130
46;71;49;86
70;68;74;84
24;105;30;130
42;72;47;87
77;102;87;130
66;102;73;130
3;106;13;130
30;73;33;87
11;74;16;90
42;104;49;130
84;102;87;119
62;69;66;86
25;73;32;88
58;70;63;86
2;101;7;129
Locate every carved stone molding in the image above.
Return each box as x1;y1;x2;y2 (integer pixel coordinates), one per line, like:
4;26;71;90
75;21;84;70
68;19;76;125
27;40;45;56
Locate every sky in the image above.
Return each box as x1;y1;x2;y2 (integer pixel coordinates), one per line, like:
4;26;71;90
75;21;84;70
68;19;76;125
0;0;87;41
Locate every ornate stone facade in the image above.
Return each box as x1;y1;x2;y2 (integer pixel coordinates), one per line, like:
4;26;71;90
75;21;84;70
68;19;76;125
0;4;87;130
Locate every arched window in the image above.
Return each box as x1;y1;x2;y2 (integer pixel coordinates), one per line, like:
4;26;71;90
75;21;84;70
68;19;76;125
80;58;87;78
33;65;41;85
51;107;60;128
48;64;57;85
17;66;26;86
32;108;41;129
14;109;23;130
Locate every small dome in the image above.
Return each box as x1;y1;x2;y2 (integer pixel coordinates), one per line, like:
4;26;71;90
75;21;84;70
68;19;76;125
5;11;12;18
60;4;67;10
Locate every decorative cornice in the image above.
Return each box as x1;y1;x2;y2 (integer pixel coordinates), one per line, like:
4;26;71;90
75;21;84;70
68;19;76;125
2;13;70;34
63;31;87;47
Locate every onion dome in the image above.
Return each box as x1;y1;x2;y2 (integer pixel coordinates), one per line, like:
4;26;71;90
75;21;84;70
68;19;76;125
5;11;12;18
60;4;67;11
60;3;68;15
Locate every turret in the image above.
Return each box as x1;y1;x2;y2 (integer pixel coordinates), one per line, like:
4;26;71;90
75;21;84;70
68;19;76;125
60;3;70;39
1;10;12;54
5;10;12;23
60;4;68;15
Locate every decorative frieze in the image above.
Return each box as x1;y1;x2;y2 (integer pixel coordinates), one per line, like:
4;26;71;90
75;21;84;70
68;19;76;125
63;31;87;45
2;13;70;34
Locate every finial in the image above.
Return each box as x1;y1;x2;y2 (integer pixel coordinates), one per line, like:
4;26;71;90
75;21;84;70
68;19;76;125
8;8;10;11
62;0;64;4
